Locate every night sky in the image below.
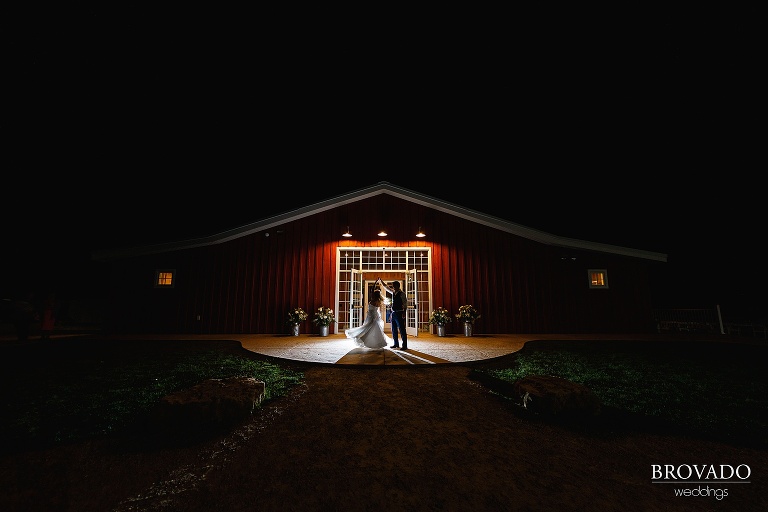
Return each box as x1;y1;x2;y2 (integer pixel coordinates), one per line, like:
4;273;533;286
5;6;763;322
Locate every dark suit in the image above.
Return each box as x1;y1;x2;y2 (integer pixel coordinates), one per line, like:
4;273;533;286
391;289;408;349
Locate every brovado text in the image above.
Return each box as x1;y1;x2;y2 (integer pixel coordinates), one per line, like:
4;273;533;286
652;464;751;481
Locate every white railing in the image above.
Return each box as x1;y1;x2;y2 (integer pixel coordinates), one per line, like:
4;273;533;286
654;306;767;339
653;307;723;334
724;323;768;339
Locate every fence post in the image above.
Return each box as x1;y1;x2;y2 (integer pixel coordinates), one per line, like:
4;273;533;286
716;304;725;334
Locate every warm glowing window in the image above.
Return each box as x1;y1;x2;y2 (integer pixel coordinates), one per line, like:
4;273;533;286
588;269;608;289
155;269;175;288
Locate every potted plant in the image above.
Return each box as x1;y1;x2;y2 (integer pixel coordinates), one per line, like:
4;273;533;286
286;307;308;336
455;304;480;336
429;307;452;336
312;306;336;336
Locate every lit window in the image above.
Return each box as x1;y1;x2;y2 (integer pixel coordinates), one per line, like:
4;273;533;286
588;269;608;289
155;269;175;288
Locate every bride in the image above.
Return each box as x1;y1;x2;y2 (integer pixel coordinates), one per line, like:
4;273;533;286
344;279;393;349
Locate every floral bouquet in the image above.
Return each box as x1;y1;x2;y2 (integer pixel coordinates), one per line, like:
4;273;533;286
286;307;308;325
455;304;480;323
312;306;336;326
428;307;452;326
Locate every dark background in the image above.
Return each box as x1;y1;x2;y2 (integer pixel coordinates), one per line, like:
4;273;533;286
4;5;764;323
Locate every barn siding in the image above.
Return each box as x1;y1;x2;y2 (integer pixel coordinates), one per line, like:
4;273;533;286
103;194;658;335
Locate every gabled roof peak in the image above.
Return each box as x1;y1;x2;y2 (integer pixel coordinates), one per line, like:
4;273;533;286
92;181;667;263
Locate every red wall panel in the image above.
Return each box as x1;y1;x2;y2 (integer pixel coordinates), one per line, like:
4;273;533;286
104;195;657;335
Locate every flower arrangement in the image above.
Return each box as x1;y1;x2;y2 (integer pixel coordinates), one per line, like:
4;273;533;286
312;306;336;326
286;307;308;325
428;307;452;326
455;304;481;323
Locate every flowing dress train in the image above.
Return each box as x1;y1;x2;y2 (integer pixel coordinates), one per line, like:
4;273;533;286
344;304;393;349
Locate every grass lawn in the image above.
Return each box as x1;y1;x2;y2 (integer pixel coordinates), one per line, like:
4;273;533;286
470;339;768;448
0;339;305;453
2;337;766;454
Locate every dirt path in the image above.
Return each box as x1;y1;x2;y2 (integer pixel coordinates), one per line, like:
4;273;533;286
2;364;766;511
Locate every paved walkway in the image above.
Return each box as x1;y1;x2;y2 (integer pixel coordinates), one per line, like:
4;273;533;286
12;331;746;365
3;330;756;365
236;333;531;365
226;332;746;365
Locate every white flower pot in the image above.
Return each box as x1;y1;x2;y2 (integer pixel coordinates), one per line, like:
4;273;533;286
291;324;300;336
463;322;473;337
436;324;446;337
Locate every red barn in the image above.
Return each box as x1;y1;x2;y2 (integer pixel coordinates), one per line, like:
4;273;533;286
93;182;667;336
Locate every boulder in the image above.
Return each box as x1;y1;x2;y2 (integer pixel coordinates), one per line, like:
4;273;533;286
512;375;601;418
152;377;265;435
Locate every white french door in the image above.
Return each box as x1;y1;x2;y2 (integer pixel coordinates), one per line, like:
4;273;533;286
338;248;430;336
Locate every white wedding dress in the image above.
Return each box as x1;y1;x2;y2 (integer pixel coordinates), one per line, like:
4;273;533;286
345;303;393;349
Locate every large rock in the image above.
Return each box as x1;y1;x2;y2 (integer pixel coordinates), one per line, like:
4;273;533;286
512;375;601;418
152;377;265;436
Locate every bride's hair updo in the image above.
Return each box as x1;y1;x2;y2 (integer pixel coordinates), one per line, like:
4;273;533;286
370;289;382;304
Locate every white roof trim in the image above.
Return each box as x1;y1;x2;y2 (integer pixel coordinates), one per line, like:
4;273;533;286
92;181;668;263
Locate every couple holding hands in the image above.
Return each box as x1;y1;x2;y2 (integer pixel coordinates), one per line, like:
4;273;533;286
345;277;408;350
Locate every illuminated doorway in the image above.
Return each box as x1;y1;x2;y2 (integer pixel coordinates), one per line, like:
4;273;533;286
337;248;430;336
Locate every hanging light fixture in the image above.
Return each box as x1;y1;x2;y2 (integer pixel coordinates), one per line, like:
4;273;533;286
416;226;426;238
378;230;387;237
342;226;352;237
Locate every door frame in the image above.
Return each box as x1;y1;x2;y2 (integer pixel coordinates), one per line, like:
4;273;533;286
338;248;428;336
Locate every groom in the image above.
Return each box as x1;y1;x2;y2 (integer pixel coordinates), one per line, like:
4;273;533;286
379;279;408;350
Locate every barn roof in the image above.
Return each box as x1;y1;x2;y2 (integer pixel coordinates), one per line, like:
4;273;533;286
91;181;668;263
